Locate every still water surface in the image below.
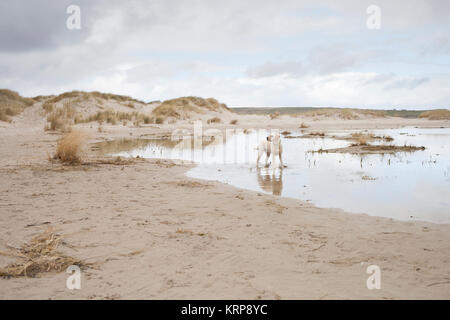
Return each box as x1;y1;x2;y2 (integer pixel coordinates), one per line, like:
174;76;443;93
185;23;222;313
96;127;450;223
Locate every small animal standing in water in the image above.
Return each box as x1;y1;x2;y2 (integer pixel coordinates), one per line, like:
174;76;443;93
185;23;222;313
257;132;283;168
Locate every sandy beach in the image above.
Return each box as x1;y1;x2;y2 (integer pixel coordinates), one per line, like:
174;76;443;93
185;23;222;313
1;98;449;300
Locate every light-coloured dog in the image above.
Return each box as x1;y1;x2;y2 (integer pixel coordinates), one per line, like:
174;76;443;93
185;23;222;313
256;132;283;168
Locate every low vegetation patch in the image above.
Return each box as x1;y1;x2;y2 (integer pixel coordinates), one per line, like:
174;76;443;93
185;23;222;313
350;132;393;145
75;110;153;126
419;109;450;120
269;112;280;120
45;102;76;131
0;89;35;122
362;175;377;181
53;130;86;164
299;122;309;128
151;96;229;122
311;144;425;155
42;101;54;114
47;90;145;104
207;117;221;124
0;228;86;278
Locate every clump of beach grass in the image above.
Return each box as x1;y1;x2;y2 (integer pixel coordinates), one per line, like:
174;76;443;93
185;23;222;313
0;228;85;278
351;136;369;146
79;110;152;126
53;130;86;164
349;132;393;144
269;112;280;120
45;102;76;132
207;117;221;124
299;122;309;128
42;101;54;114
0;89;35;122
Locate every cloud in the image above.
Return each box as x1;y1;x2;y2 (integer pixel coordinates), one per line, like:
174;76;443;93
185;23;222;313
246;43;390;78
247;61;305;78
384;77;430;90
0;0;449;109
0;0;101;52
420;35;450;56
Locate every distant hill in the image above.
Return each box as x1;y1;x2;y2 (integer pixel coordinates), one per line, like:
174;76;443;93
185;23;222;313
231;107;437;119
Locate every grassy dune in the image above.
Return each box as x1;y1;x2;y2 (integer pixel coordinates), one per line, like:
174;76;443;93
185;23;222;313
151;96;230;122
0;89;35;122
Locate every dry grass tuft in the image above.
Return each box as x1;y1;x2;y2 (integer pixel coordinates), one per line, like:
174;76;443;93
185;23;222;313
175;180;211;188
45;102;76;131
269;112;280;120
352;136;369;146
54;130;86;164
0;89;35;122
79;110;152;126
299;122;309;128
0;228;85;278
312;144;425;155
207;116;221;124
42;101;54;114
174;228;208;237
349;132;393;144
230;119;238;125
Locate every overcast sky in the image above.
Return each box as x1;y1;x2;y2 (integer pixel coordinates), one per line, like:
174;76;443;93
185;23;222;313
0;0;449;109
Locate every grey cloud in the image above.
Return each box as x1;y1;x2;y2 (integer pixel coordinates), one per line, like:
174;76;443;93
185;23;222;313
308;43;361;74
0;0;101;52
0;0;448;108
246;43;387;78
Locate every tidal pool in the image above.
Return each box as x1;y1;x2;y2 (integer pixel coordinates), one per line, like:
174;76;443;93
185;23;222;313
96;127;450;223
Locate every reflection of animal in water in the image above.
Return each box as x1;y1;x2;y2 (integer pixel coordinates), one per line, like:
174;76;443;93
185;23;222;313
256;132;283;168
257;167;283;196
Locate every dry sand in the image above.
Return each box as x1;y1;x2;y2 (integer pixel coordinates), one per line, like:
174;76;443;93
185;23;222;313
1;102;450;299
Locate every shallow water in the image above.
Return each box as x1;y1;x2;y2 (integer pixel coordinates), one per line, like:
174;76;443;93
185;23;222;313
99;127;450;223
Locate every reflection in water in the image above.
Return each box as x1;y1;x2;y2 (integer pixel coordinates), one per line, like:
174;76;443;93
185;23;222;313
95;127;450;223
257;167;283;195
